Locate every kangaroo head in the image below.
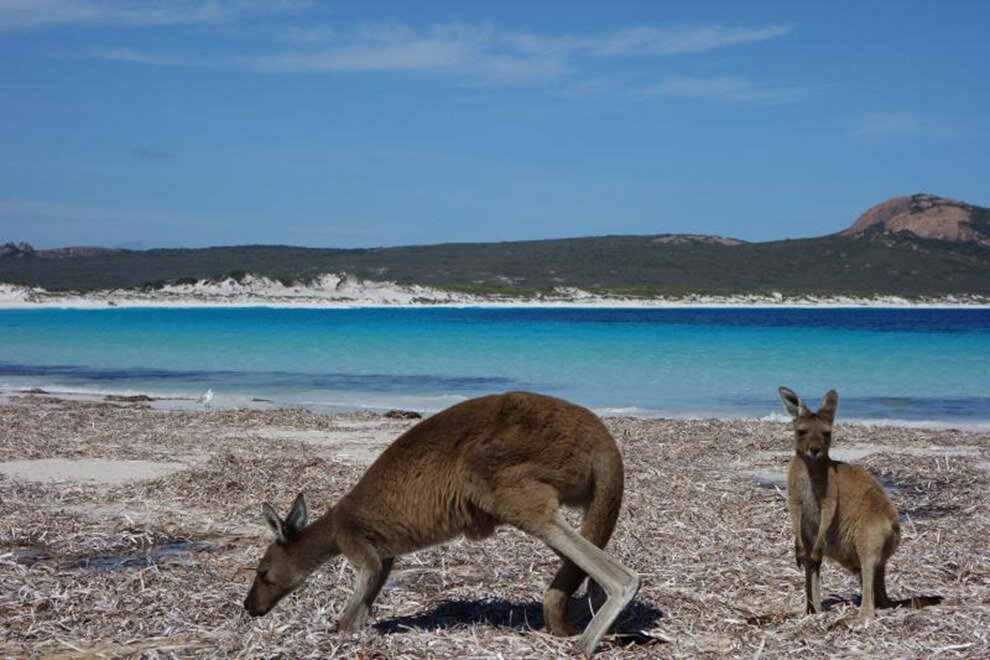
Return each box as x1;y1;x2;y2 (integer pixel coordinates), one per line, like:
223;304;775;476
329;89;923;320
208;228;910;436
778;387;838;461
244;492;319;616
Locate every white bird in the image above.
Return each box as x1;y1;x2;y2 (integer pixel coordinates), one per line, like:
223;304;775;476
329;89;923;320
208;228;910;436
198;388;214;407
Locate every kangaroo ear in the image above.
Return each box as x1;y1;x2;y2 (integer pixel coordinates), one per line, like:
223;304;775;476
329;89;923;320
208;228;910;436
285;492;308;533
819;389;838;419
778;387;808;418
262;502;287;543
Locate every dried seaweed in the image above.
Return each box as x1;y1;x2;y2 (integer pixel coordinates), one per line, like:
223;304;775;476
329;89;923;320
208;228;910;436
1;396;988;657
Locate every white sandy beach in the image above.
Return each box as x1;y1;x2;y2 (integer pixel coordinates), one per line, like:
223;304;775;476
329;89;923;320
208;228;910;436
2;276;988;309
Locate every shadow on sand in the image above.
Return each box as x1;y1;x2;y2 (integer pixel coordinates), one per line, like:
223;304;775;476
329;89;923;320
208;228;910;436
375;597;664;647
746;591;945;627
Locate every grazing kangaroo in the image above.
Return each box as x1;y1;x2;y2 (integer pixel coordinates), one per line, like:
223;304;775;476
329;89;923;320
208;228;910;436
779;387;942;621
244;391;641;656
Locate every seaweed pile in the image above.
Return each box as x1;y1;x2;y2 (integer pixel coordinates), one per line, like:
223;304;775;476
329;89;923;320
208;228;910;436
2;396;988;657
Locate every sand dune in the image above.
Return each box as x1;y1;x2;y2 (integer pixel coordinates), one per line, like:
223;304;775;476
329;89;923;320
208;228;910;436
2;276;987;308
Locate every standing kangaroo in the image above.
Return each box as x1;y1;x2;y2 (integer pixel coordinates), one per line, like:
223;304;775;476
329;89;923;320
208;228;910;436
779;387;942;621
244;391;641;656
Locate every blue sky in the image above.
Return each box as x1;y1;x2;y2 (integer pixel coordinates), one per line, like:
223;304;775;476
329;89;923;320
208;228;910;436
1;1;987;249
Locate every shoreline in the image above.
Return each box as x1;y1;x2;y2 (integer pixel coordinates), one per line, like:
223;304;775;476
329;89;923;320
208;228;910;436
4;387;987;432
2;298;988;310
2;278;988;310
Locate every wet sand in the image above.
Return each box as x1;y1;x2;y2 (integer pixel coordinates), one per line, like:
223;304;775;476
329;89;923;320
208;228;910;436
2;393;989;657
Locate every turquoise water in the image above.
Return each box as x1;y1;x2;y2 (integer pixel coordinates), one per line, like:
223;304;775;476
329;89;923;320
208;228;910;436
0;308;988;427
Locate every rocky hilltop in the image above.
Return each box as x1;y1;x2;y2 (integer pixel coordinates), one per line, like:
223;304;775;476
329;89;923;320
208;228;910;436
649;234;746;246
842;194;990;246
0;242;123;259
0;242;36;258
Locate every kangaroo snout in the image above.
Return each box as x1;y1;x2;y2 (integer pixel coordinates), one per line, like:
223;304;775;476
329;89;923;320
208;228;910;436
243;587;267;617
243;577;292;617
244;590;282;617
244;603;269;617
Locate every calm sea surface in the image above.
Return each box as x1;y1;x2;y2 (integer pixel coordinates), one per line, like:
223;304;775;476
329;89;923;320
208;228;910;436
1;307;988;427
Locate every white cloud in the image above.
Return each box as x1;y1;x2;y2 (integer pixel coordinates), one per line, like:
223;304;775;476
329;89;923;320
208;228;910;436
422;22;793;58
851;112;959;139
0;0;308;31
95;46;200;68
586;24;793;56
251;40;486;74
273;24;336;45
639;75;812;104
18;12;799;98
87;20;794;87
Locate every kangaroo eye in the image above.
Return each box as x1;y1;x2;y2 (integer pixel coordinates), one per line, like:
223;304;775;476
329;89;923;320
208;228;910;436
823;431;832;439
258;570;271;583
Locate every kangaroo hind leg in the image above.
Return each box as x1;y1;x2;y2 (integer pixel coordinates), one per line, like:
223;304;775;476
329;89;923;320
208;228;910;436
544;468;622;637
496;478;639;656
873;563;893;609
858;561;876;622
537;513;640;656
804;559;823;614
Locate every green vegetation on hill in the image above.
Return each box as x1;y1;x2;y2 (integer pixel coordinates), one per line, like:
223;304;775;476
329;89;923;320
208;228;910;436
2;233;989;297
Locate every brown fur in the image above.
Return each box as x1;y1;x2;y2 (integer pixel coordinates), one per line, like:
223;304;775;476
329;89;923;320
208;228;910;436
244;391;640;656
779;387;943;621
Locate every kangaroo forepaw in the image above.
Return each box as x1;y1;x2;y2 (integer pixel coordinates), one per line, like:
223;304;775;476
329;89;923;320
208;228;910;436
543;590;578;637
809;543;823;563
548;619;578;638
794;541;807;568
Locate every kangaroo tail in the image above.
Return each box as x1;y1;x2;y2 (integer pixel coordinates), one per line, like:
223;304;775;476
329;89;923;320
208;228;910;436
542;439;625;636
581;445;624;548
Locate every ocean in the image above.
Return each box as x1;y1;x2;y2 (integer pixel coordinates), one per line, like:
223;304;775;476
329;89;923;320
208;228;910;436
1;307;987;428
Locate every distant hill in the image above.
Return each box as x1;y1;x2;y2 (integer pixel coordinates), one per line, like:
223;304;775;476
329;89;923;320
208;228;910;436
0;242;123;259
2;195;989;297
648;234;746;246
0;243;32;259
842;193;990;246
